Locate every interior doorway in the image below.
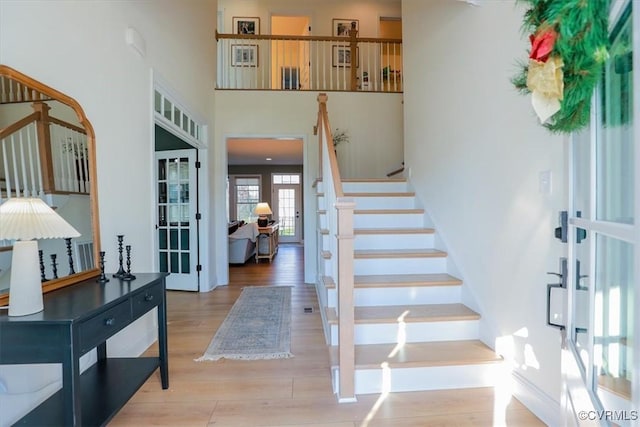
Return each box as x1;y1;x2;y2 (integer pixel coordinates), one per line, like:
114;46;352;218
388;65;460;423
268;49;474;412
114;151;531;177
226;137;304;272
271;15;311;90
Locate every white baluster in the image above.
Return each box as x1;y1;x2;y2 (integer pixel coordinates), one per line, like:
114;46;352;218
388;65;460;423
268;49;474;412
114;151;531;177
9;134;21;198
33;123;44;197
1;138;10;201
64;129;73;191
26;124;37;197
18;129;30;196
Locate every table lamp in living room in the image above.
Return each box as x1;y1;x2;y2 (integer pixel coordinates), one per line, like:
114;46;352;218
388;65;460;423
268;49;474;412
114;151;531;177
0;197;80;316
254;202;272;227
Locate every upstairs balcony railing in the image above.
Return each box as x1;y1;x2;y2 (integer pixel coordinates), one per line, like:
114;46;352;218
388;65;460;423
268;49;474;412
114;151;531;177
216;30;402;92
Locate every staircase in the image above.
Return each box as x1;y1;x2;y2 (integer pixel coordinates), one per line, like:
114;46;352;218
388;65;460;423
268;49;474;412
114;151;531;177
316;178;505;396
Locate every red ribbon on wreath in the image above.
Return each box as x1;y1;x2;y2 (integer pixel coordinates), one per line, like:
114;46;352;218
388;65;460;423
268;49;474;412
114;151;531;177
526;27;564;123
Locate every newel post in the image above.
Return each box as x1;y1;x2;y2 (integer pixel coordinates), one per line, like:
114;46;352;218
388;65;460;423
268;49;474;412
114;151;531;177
335;197;356;402
32;101;55;193
348;30;359;91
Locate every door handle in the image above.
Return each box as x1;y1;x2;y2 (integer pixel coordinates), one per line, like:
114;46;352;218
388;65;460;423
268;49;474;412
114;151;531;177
546;258;567;330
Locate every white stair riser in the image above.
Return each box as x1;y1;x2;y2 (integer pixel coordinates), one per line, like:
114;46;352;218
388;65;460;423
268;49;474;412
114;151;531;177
354;257;446;275
333;362;507;394
317;196;326;211
354;233;434;250
328;285;461;308
342;182;408;193
350;196;415;210
320;233;330;250
318;213;326;229
329;320;479;345
354;213;424;228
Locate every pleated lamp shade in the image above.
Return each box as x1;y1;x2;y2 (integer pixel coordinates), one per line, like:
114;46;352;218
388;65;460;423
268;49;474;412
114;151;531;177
0;197;80;316
0;197;80;240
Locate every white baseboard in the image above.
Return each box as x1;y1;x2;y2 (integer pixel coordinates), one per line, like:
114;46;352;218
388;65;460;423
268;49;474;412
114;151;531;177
512;370;560;426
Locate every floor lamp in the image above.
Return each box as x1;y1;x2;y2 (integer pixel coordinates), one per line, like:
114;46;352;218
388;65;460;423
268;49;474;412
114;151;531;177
0;197;80;316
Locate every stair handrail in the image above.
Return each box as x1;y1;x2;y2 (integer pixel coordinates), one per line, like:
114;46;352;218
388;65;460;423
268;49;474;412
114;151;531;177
316;93;356;402
0;112;40;139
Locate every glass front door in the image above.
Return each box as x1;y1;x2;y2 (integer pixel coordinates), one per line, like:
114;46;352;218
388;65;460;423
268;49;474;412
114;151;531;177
563;2;638;424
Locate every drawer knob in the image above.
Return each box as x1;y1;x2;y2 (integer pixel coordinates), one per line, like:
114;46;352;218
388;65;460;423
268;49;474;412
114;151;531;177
144;294;154;302
104;317;115;326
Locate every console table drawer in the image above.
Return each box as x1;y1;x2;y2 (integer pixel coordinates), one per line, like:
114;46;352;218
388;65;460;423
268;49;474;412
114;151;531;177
132;281;164;319
79;301;132;352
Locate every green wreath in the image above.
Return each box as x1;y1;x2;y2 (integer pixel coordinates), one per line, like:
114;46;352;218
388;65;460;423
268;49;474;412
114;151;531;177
512;0;609;134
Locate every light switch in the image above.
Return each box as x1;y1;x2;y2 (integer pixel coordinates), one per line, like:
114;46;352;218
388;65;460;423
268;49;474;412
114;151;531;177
539;170;552;194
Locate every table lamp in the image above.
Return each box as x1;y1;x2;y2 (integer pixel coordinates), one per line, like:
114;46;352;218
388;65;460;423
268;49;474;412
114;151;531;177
0;197;80;316
254;202;272;227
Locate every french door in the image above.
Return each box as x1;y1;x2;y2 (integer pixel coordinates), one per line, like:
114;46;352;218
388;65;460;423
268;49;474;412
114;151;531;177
563;2;638;424
155;149;199;291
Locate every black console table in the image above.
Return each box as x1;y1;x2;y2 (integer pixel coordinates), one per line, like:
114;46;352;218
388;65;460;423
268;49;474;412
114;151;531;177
0;272;169;426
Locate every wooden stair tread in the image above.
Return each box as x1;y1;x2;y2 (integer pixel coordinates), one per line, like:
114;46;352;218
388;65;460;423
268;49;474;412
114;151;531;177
326;303;480;324
344;192;415;197
321;250;331;259
342;178;406;183
329;340;502;369
323;274;462;289
354;227;435;235
355;249;446;258
354;209;424;214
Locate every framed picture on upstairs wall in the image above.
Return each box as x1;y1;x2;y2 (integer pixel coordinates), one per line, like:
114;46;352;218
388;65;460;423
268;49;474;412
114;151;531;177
332;46;359;68
233;17;260;35
333;18;359;37
231;45;259;67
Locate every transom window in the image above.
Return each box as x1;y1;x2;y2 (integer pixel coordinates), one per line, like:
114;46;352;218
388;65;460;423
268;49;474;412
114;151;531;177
273;174;300;184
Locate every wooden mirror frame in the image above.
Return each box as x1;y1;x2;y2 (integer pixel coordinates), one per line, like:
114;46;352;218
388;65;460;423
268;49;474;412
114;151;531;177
0;65;101;306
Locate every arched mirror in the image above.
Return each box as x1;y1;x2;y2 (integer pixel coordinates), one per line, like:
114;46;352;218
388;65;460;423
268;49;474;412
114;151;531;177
0;65;100;307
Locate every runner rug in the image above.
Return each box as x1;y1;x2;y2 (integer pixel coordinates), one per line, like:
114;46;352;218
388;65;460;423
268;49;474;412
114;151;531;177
195;286;293;361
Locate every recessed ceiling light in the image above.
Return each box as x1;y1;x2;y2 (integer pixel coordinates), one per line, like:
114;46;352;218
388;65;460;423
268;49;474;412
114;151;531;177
266;157;272;161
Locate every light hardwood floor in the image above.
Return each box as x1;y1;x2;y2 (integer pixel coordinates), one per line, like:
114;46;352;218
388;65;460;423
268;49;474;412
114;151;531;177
110;245;544;426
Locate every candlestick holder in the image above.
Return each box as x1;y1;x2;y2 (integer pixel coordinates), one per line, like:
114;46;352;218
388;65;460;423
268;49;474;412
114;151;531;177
65;238;76;275
39;249;48;282
97;251;110;283
122;245;136;281
113;235;126;278
50;254;58;279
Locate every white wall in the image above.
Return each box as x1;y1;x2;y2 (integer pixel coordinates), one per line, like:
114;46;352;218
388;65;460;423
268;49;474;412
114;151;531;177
218;0;401;37
214;91;403;285
402;0;565;420
0;1;216;424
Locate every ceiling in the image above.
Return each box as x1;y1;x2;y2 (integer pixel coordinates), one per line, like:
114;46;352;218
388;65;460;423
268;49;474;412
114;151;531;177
227;137;303;165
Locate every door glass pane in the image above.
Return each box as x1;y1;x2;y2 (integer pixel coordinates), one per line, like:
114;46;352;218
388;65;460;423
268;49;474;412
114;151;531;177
594;235;633;401
597;9;634;224
573;235;591;371
573;128;591;218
